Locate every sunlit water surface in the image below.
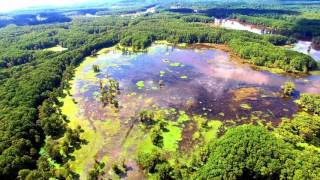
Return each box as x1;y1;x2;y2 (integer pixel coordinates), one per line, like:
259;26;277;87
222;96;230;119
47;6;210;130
75;44;320;125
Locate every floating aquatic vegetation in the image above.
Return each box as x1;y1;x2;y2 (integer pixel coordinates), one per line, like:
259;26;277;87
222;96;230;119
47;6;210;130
240;103;252;110
169;62;182;67
192;131;201;141
177;111;190;123
180;75;188;79
136;81;145;89
232;87;260;102
135;130;157;154
160;71;166;77
162;122;182;152
202;121;223;143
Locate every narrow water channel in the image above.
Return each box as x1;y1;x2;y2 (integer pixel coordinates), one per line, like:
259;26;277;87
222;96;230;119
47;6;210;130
213;18;320;62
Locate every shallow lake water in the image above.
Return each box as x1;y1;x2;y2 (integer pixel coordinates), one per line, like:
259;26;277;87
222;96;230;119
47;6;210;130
74;44;320;125
68;43;320;178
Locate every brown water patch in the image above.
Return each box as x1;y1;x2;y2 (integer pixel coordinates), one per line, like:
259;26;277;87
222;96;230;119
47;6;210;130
227;87;298;126
179;120;199;152
188;43;231;52
232;87;260;102
185;86;298;126
125;159;145;180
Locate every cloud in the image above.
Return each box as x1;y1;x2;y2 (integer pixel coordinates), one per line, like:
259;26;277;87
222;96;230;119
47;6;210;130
0;0;92;12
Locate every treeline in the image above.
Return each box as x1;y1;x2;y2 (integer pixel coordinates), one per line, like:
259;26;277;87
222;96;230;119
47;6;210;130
181;15;213;23
232;14;294;35
228;36;316;72
120;13;317;72
0;50;34;68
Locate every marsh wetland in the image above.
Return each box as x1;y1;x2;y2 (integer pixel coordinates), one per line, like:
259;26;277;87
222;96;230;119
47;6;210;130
3;1;320;178
61;43;320;179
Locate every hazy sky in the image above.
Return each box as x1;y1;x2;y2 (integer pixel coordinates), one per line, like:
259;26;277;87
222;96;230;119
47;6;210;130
0;0;93;12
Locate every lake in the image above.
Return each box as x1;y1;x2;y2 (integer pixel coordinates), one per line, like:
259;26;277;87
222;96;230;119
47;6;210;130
74;44;320;124
63;43;320;178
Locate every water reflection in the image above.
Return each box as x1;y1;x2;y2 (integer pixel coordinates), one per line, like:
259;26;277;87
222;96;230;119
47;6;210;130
75;44;320;124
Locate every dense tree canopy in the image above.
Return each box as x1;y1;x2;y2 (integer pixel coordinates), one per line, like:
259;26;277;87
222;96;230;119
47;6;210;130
275;112;320;146
299;94;320;115
195;125;293;179
0;16;124;179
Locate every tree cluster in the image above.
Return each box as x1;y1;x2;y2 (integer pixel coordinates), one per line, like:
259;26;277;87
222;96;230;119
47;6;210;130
299;94;320;115
0;16;122;178
100;79;120;108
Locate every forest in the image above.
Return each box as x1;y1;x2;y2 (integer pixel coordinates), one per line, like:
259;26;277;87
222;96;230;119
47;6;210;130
0;16;126;179
0;0;320;179
120;13;316;72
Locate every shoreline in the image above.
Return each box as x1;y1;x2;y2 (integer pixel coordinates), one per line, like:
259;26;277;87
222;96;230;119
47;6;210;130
186;43;316;77
104;42;318;77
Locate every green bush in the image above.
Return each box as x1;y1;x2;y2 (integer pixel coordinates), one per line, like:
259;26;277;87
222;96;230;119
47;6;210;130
300;94;320;114
282;81;296;96
275;112;320;146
